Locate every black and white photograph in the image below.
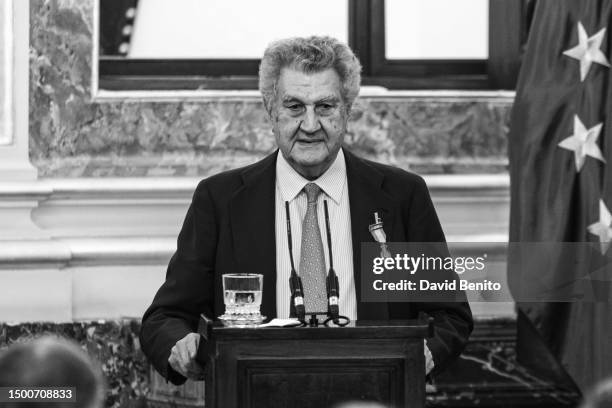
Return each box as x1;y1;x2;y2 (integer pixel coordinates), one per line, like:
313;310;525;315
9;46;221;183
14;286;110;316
0;1;611;407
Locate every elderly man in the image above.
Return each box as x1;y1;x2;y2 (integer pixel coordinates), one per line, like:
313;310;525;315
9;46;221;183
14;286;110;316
140;36;473;385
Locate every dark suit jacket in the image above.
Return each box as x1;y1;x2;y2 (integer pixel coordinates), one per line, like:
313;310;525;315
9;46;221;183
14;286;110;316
140;148;473;385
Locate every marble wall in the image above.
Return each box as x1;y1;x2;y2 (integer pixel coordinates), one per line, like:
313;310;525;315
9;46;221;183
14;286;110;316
29;0;512;178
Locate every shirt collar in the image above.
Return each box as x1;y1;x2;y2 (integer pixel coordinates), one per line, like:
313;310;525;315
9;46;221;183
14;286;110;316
276;147;347;205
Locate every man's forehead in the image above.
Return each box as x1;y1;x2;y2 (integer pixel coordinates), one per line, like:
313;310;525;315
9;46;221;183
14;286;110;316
277;67;342;101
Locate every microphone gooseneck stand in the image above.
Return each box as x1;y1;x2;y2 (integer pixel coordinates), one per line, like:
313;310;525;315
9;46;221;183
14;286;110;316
284;200;350;328
285;202;307;325
322;200;349;327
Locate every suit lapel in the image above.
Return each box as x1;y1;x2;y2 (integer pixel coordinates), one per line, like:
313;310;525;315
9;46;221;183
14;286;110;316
345;149;395;321
229;152;278;319
227;149;397;321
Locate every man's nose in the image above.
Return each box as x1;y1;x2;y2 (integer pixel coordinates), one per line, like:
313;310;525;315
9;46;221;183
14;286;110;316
300;107;322;133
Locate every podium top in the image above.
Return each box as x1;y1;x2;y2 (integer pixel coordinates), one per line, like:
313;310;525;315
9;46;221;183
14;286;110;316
206;319;433;341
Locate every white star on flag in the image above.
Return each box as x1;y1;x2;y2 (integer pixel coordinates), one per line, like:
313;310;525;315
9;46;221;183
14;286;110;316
588;200;612;254
563;22;610;81
557;115;605;172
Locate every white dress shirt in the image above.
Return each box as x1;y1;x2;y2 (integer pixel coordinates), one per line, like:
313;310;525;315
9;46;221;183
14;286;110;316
275;148;358;320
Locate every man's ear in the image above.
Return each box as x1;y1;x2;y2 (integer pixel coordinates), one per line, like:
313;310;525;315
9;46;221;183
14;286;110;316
345;103;353;122
263;100;276;122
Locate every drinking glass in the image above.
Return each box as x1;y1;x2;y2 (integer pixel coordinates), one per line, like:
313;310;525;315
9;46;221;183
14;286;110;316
219;273;264;327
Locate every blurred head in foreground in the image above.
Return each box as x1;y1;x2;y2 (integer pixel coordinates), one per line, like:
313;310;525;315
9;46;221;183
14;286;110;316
0;336;105;408
581;378;612;408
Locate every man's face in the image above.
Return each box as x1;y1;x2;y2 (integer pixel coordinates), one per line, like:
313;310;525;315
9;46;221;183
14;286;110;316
270;67;349;180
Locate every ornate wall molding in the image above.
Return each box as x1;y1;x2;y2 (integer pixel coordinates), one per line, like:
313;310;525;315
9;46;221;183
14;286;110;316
0;173;510;263
0;174;512;321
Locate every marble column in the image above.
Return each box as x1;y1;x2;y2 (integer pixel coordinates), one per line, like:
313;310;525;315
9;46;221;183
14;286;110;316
0;0;37;180
0;0;46;240
0;0;71;323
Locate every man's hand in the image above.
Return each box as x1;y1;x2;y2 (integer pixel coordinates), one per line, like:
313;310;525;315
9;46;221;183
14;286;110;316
168;333;205;380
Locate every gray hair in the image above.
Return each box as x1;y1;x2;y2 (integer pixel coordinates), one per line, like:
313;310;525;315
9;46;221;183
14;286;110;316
258;36;362;114
0;336;106;408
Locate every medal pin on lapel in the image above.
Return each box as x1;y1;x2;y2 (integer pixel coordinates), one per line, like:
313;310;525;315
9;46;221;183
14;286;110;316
369;212;392;258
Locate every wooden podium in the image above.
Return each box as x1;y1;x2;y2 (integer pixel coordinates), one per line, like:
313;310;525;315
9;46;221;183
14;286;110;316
197;317;432;408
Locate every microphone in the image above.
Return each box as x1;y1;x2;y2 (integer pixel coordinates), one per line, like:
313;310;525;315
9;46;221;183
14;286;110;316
323;200;340;321
323;200;349;326
285;201;306;323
